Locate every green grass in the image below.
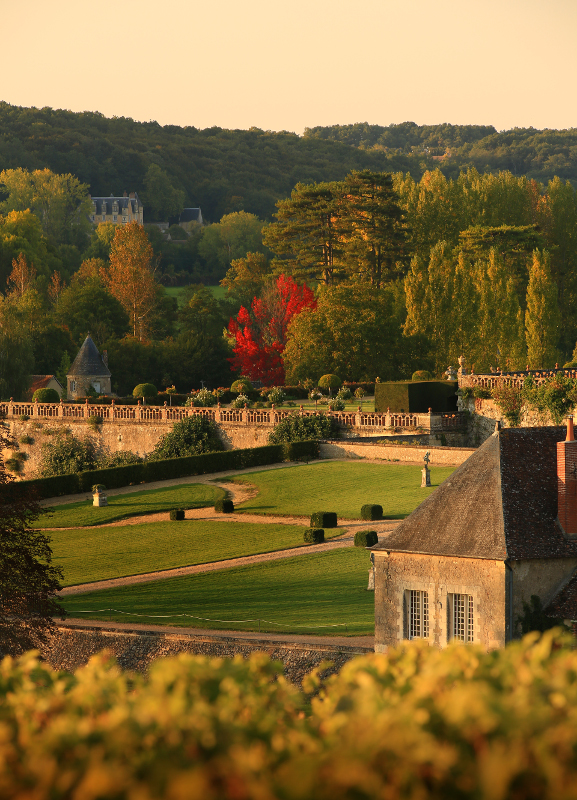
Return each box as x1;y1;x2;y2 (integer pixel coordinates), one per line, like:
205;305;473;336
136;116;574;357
163;286;188;308
294;399;375;412
233;461;454;519
39;484;224;528
61;548;375;635
49;519;328;586
207;285;228;300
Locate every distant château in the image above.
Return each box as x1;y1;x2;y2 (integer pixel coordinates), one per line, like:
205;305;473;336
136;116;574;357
179;208;203;232
89;192;143;225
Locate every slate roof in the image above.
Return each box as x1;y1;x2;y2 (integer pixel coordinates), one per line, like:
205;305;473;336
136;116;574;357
544;572;577;618
68;336;111;377
91;194;140;216
180;208;202;223
372;426;577;561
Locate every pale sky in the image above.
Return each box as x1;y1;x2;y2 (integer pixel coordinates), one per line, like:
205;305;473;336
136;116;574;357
2;0;575;133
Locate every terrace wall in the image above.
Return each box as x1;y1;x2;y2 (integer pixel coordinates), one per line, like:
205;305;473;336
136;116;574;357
1;401;468;480
41;624;372;685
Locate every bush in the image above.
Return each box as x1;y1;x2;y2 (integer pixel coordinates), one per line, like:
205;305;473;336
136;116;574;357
39;433;97;478
310;511;337;528
4;457;22;473
100;451;143;469
318;374;341;392
32;387;60;403
188;388;217;407
231;378;253;393
304;527;325;543
411;370;433;381
215;498;234;513
361;504;383;521
354;529;379;547
169;509;185;521
18;414;29;421
232;394;249;409
149;415;224;460
328;398;345;411
87;415;103;430
18;435;34;445
268;387;285;405
268;412;337;444
133;383;158;398
336;387;352;401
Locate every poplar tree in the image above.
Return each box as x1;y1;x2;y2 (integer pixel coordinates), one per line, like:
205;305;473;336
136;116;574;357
525;250;561;368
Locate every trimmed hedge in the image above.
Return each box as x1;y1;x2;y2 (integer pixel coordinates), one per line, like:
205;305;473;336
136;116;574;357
20;440;320;499
361;504;383;521
354;530;379;547
374;380;458;413
304;528;325;544
169;509;185;521
215;499;234;513
310;512;337;528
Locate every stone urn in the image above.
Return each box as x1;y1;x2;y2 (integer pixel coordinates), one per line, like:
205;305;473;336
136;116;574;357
92;483;108;507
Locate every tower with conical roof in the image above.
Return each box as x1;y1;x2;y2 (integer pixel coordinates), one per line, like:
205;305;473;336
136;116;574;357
66;336;111;400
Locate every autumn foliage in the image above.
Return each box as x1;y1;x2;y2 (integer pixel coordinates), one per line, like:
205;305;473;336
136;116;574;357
227;274;316;384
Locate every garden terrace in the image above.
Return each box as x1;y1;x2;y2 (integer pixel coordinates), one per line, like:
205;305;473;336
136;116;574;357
459;368;577;391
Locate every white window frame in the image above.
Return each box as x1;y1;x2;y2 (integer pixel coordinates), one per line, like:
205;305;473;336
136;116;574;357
404;589;429;639
448;593;474;642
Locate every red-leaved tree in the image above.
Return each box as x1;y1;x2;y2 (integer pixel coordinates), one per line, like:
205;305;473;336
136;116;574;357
228;274;316;385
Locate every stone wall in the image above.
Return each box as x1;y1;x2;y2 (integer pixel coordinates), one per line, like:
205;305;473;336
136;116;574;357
320;440;474;466
40;625;372;685
373;552;507;650
511;558;577;625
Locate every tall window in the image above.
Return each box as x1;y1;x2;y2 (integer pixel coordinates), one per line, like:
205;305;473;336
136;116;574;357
404;589;429;639
449;593;474;642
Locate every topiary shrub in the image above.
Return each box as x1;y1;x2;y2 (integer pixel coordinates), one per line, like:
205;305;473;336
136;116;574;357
304;528;325;544
32;388;60;403
318;374;341;394
336;387;353;401
232;394;250;409
412;370;433;381
133;383;158;399
361;504;383;521
149;415;224;460
310;511;337;528
169;509;185;521
231;378;253;393
215;498;234;513
354;530;379;547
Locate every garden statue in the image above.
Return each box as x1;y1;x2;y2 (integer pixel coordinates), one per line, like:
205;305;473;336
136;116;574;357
445;365;457;380
92;483;108;507
421;452;431;488
457;355;466;377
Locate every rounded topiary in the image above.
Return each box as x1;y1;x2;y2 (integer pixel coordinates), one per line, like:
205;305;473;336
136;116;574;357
310;511;337;528
215;498;234;513
304;528;325;544
133;383;158;398
318;374;341;392
32;388;60;403
170;509;185;521
354;530;379;547
412;370;433;381
231;378;253;393
361;504;383;521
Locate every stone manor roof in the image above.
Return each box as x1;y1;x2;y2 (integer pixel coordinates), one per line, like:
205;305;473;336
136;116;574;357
68;336;111;377
372;426;577;561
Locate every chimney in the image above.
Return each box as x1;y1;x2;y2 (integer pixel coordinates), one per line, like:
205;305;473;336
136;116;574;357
129;192;135;198
102;350;108;368
123;191;128;197
558;416;577;536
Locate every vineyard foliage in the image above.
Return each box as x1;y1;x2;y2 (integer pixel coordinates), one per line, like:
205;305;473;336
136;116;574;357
2;631;577;798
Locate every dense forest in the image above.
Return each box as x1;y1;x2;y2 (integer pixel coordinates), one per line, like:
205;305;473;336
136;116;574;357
3;103;577;222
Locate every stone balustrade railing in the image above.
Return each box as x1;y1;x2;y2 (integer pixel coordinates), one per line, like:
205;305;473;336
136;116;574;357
458;369;577;391
0;399;466;433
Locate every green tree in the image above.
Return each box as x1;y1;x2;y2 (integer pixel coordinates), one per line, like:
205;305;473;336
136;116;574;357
149;416;223;460
525;250;561;368
39;432;97;477
0;428;65;656
340;170;408;286
141;164;185;222
56;276;130;347
220;252;272;307
0;167;91;245
198;212;266;281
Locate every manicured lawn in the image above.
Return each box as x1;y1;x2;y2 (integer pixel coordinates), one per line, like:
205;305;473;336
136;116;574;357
61;548;375;635
233;461;454;519
49;519;323;586
293;399;375;412
39;484;224;528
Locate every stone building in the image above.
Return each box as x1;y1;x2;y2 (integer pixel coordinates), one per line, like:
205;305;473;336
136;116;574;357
28;375;64;399
89;192;143;226
67;336;111;400
372;422;577;651
178;208;203;232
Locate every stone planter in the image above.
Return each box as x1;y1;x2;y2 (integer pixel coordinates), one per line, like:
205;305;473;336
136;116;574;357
93;491;108;507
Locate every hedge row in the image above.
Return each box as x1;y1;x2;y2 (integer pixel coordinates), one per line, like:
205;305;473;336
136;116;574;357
21;440;320;499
